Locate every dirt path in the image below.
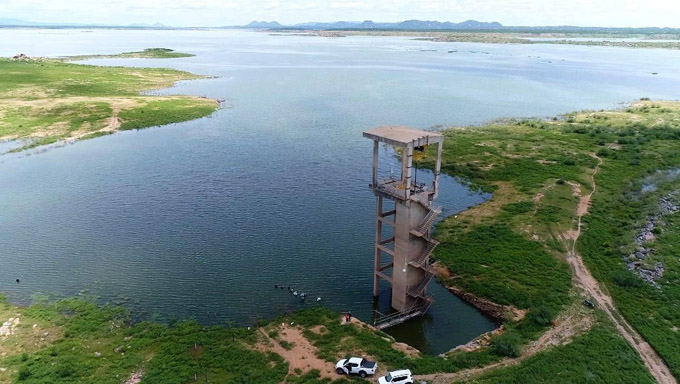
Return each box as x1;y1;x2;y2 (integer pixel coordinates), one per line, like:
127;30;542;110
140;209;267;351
123;370;143;384
566;154;677;384
256;324;336;381
416;311;594;384
418;154;676;384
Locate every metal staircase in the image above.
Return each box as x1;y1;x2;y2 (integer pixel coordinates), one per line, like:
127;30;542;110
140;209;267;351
416;206;442;234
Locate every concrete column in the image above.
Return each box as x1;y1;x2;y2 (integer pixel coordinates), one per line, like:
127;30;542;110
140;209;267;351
434;141;442;199
372;140;379;187
404;145;413;199
373;195;382;297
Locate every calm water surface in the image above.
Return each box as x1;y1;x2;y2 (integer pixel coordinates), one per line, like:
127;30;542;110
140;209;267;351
1;29;680;354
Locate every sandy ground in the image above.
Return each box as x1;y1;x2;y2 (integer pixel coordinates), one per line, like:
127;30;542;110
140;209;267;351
257;323;337;381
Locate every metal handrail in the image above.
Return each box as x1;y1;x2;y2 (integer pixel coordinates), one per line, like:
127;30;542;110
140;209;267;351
417;206;442;233
407;273;434;298
373;302;422;326
409;240;438;269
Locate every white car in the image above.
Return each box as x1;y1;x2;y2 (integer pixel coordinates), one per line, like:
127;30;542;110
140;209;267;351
335;357;378;378
378;369;414;384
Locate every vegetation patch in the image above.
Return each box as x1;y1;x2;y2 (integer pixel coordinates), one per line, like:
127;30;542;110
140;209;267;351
68;48;195;61
436;224;570;312
473;323;655;384
418;100;680;380
0;297;287;384
0;51;217;152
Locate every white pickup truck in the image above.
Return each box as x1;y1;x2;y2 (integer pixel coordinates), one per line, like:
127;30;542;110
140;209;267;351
335;357;378;378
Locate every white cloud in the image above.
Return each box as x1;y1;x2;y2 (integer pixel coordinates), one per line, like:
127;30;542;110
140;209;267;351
265;0;280;9
330;1;372;9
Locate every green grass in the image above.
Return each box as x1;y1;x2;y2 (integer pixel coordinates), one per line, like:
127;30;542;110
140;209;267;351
579;154;680;375
118;99;216;130
0;297;287;384
4;101;680;382
471;323;655;384
68;48;195;61
0;55;217;151
437;224;571;313
419;100;680;380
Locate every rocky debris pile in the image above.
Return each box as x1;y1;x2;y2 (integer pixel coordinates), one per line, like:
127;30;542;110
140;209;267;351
660;195;678;215
625;193;678;288
636;262;666;286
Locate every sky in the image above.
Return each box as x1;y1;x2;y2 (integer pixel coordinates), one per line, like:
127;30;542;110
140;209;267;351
1;0;678;28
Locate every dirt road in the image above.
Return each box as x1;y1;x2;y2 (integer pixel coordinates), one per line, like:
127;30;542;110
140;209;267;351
566;154;676;384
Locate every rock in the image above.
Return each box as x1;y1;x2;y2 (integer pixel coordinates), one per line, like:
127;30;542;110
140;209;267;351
114;346;123;353
622;193;675;288
0;367;6;372
94;352;101;357
43;332;49;337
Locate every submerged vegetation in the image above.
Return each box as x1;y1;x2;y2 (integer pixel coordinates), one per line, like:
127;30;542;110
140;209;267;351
0;49;217;153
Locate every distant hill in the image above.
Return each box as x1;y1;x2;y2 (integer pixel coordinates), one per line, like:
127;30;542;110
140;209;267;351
244;20;283;29
0;18;41;26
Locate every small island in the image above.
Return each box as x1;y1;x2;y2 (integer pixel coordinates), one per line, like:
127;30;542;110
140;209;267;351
0;49;218;153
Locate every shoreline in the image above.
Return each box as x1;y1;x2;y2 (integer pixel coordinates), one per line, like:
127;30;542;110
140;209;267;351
269;29;680;50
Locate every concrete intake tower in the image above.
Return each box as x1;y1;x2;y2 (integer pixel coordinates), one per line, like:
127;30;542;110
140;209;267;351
363;126;444;329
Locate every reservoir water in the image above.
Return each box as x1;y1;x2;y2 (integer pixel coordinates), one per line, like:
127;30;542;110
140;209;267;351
1;29;680;354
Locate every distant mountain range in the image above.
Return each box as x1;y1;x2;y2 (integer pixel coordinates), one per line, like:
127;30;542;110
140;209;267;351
240;20;680;33
244;19;503;30
1;18;678;33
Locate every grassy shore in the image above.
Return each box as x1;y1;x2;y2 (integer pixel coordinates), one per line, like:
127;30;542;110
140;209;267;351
0;296;652;384
418;100;680;381
0;49;217;152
